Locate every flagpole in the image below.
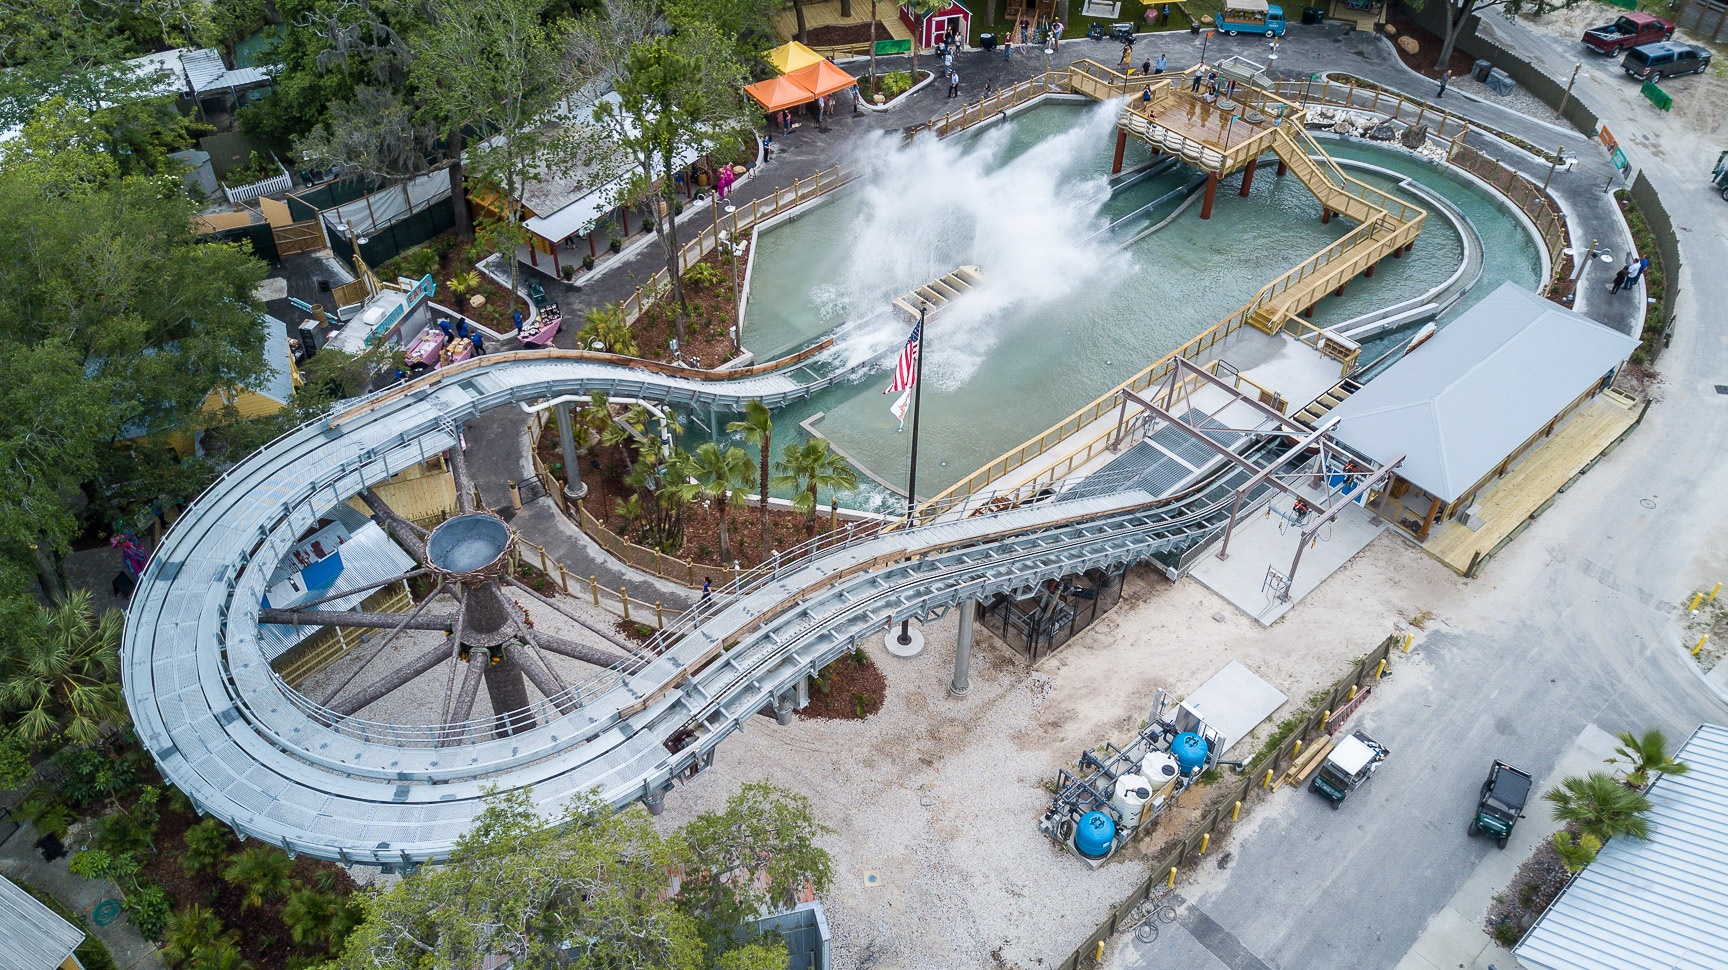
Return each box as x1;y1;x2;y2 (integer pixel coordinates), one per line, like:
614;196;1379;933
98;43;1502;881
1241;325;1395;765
905;300;927;525
898;300;928;649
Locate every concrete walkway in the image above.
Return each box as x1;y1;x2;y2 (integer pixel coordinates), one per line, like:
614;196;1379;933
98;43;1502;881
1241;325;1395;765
0;826;164;970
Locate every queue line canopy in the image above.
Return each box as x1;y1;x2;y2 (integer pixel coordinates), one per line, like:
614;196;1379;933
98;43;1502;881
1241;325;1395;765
744;60;857;112
765;41;826;75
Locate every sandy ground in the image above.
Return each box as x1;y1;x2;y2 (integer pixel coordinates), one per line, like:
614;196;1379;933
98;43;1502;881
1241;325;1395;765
650;531;1461;970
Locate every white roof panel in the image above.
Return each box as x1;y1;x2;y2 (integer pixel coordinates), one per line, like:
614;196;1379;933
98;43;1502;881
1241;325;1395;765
1327;283;1638;503
0;875;84;970
1327;734;1375;774
1515;724;1728;970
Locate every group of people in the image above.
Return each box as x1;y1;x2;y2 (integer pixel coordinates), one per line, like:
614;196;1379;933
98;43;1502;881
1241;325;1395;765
1610;256;1649;294
1015;17;1064;50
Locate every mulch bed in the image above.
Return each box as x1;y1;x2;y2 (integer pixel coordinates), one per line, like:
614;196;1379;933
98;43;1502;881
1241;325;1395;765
534;420;850;573
1383;7;1480;82
436;247;530;335
798;651;887;720
629;247;746;368
805;22;896;47
1485;832;1571;948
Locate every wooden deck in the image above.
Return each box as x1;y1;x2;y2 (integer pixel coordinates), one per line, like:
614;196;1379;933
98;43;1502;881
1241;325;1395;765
772;0;911;47
1422;392;1641;574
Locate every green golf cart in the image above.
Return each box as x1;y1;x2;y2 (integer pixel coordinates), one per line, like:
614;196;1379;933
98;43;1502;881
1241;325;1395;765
1310;730;1390;809
1468;760;1532;849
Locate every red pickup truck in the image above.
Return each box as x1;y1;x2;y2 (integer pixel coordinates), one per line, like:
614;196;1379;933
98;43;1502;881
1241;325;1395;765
1582;13;1675;55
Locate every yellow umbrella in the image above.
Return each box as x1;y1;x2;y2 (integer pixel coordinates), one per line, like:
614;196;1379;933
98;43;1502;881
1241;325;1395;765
765;41;825;75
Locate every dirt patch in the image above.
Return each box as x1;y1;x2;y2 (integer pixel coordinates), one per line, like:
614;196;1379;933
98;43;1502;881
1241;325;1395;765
629;247;747;368
799;651;888;720
1383;7;1481;81
806;22;895;47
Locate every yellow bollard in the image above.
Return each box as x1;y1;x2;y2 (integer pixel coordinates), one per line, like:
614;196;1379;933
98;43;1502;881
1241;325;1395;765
1094;941;1105;961
1689;592;1703;613
1322;709;1332;726
590;575;600;607
1293;739;1303;758
1199;833;1210;854
1263;769;1274;789
557;563;569;594
1693;635;1709;657
1167;866;1178;887
1711;582;1723;604
1402;632;1414;653
1375;659;1387;679
1348;684;1358;701
1231;800;1241;821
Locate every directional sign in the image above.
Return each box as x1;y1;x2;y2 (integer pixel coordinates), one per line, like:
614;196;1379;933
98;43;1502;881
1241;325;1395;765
1599;125;1632;175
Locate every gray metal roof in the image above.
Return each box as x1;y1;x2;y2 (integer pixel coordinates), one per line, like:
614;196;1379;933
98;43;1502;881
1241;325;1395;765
0;876;84;970
1326;283;1637;503
1514;724;1728;970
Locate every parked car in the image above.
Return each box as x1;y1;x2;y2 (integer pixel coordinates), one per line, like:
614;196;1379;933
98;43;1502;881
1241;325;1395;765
1582;13;1674;56
1621;41;1712;81
1214;0;1286;37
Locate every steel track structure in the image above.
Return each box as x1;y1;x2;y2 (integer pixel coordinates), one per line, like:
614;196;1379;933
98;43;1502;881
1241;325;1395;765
122;351;1292;866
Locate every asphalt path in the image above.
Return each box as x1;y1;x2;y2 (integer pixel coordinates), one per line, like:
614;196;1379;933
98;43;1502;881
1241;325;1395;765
1112;17;1728;970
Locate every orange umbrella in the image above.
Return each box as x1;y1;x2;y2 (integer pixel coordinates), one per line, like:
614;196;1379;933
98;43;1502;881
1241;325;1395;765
744;60;858;112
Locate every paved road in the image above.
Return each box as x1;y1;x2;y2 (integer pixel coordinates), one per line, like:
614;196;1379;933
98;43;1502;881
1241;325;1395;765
1110;18;1728;970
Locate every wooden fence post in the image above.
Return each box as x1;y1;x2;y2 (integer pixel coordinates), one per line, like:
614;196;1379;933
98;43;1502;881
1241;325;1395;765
590;575;600;606
621;588;631;622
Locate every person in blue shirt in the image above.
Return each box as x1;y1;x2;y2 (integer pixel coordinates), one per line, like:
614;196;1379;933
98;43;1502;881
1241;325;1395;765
512;310;525;334
470;331;485;355
437;318;453;339
455;319;470;339
1156;53;1166;74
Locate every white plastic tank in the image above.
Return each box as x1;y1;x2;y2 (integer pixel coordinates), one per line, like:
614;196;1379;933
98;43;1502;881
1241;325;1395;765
1111;774;1153;827
1139;752;1180;784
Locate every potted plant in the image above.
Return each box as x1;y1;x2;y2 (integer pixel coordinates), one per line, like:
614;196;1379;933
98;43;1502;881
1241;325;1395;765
562;265;577;281
582;253;596;270
608;237;623;254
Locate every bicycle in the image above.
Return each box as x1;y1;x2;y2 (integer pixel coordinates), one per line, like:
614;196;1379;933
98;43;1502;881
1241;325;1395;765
1132;885;1180;944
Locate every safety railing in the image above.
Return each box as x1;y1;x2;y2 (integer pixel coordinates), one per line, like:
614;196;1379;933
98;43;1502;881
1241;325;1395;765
923;70;1072;140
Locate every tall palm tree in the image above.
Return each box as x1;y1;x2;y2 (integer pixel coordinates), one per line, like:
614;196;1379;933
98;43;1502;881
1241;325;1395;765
222;846;294;910
726;401;774;556
771;438;860;536
0;588;127;746
1607;728;1690;791
187;939;253;970
1543;771;1653;843
691;442;756;564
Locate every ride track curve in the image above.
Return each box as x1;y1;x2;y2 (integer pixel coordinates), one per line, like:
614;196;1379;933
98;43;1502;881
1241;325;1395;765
121;346;1300;865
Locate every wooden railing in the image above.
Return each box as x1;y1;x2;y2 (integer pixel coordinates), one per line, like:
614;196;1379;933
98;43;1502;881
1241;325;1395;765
923;70;1073;139
617;166;852;328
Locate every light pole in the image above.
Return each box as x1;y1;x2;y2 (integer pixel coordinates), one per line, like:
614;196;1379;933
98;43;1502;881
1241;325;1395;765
897;299;929;649
1200;29;1213;68
1564;238;1616;285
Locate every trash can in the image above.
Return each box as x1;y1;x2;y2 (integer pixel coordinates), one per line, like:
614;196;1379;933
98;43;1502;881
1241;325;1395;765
1485;67;1515;96
1302;7;1324;25
980;32;997;51
1472;58;1493;82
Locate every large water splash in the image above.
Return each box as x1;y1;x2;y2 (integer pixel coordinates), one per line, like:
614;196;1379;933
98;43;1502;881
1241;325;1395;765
822;101;1133;388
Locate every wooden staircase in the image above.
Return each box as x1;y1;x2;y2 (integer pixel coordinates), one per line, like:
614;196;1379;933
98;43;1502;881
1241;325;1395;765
1292;377;1365;429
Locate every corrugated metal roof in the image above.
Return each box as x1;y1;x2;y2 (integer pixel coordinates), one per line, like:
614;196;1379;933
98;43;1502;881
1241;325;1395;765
1326;282;1638;503
0;875;85;970
1514;724;1728;970
178;48;229;94
257;519;417;660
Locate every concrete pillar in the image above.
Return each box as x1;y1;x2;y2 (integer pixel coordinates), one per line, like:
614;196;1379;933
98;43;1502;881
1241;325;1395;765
1275;158;1288;177
1200;173;1219;220
951;598;977;697
1238;158;1258;197
1112;129;1129;175
555;402;588;500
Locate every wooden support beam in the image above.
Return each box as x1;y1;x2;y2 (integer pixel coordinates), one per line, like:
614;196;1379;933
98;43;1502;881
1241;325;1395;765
1275;158;1288;177
1365;262;1376;278
1112;129;1128;175
1321;208;1332;225
1200;172;1219;219
1239;157;1258;197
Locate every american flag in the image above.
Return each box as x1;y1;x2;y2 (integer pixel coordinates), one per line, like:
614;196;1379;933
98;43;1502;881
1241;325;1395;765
884;318;922;395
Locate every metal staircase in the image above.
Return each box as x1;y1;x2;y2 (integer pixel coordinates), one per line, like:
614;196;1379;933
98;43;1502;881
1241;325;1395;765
1291;377;1365;429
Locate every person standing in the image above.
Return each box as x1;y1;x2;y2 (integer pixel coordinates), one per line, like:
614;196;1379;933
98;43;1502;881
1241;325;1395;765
1122;43;1134;67
470;331;485;356
1156;53;1167;74
1020;19;1029;44
1141;58;1151;75
1191;70;1204;92
1052;19;1063;50
512;310;525;335
701;577;713;603
948;71;960;99
1629;255;1649;285
1611;263;1630;294
1004;38;1012;60
1436;69;1451;98
780;110;791;134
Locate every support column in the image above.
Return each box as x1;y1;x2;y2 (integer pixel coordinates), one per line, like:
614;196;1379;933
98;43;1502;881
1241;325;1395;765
951;598;976;697
555;403;589;501
1321;208;1333;225
1200;173;1219;220
1392;246;1402;259
1333;283;1346;297
1275;158;1288;177
1238;158;1259;197
1365;262;1376;278
1112;129;1129;175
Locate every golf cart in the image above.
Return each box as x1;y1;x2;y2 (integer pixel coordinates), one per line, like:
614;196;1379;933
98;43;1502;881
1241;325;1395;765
1713;150;1728;201
1309;730;1389;808
1468;761;1532;849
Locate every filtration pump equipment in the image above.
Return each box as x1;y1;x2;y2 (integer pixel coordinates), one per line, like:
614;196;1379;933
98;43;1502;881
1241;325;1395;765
1038;690;1221;866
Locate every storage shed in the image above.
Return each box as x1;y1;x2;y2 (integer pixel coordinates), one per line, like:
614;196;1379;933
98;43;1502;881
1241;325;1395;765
902;2;972;50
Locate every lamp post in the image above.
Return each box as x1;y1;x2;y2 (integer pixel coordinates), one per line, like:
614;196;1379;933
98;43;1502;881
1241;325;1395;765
896;300;929;649
1043;46;1053;76
1200;29;1213;68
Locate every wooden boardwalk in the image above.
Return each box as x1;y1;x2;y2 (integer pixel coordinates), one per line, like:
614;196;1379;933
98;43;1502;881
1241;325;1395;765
772;0;911;46
1423;392;1641;574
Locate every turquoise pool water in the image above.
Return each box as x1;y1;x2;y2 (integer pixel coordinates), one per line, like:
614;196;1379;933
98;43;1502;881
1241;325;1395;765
721;102;1540;512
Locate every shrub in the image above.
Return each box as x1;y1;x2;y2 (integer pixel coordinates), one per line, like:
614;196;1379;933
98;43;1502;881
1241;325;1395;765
852;692;870;719
182;817;235;877
1491;919;1522;948
683;262;723;289
850;645;869;666
879;70;915;99
122;885;173;940
446;270;482;298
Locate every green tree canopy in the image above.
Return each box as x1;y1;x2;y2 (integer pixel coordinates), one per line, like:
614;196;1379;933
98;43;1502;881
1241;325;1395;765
0;589;125;746
1543;771;1653;843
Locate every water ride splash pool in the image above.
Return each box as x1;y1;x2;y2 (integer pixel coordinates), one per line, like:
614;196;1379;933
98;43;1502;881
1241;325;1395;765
734;100;1539;510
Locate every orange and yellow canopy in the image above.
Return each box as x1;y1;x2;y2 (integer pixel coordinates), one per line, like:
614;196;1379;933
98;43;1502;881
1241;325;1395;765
744;59;858;112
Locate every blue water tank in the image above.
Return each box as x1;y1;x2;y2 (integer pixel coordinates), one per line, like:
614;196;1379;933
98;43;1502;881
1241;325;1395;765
1074;811;1116;858
1173;732;1209;774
